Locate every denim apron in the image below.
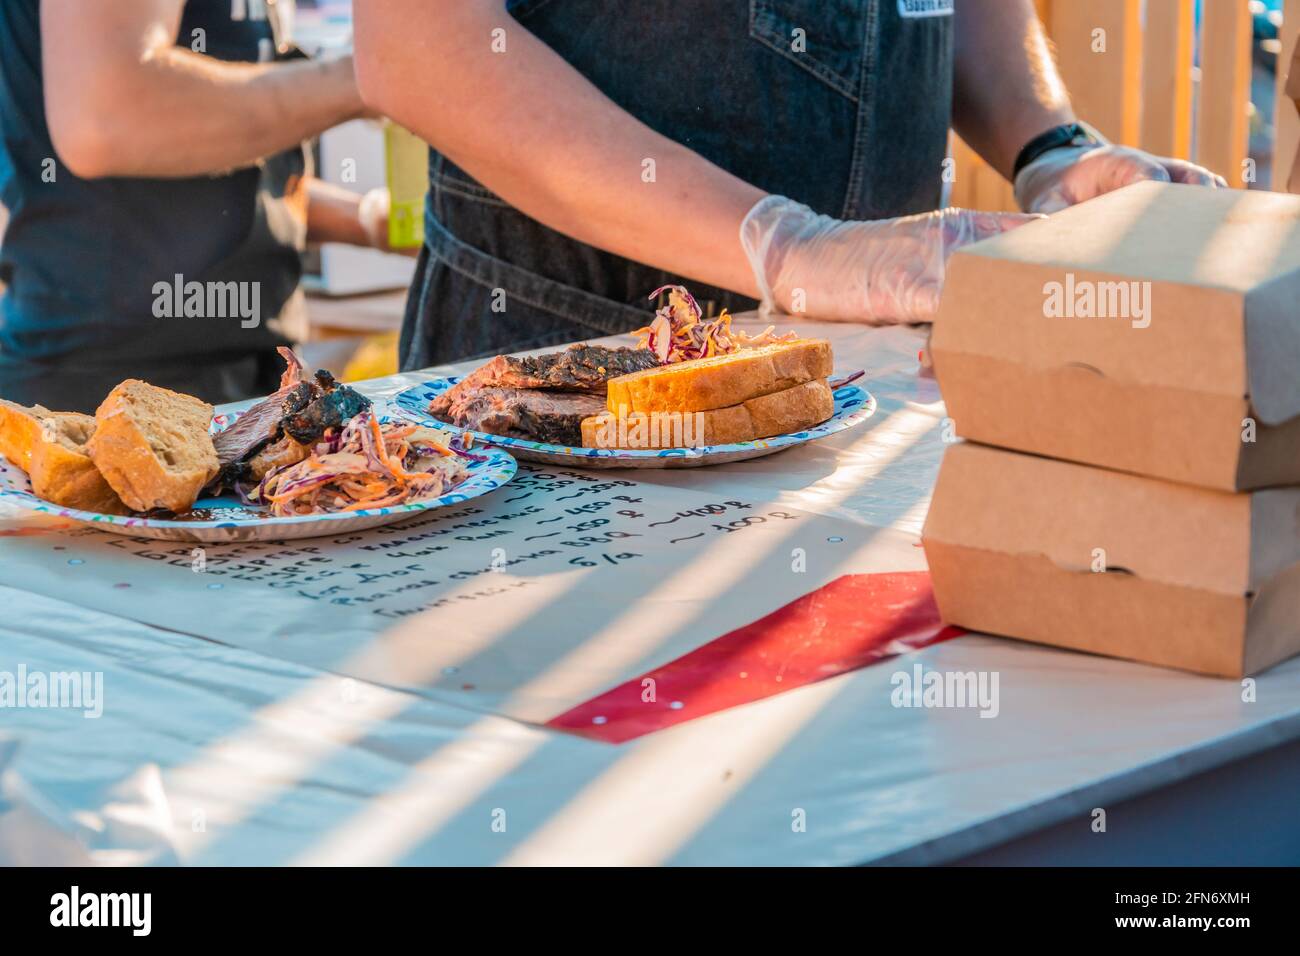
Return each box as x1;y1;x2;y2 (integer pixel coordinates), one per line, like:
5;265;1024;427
401;0;955;369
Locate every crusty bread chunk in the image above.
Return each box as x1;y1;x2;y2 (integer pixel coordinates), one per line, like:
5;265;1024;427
605;340;833;413
87;381;218;513
0;398;49;471
583;379;834;449
0;399;125;513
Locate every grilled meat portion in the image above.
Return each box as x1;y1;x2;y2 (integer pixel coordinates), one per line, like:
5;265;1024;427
430;344;658;418
211;396;289;469
281;369;371;446
476;344;658;391
212;347;371;486
211;350;307;468
426;344;659;444
432;387;604;447
244;434;311;483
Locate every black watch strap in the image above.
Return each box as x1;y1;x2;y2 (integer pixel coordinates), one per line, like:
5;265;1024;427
1012;122;1104;179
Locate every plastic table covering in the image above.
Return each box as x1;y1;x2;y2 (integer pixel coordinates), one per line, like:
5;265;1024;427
2;318;1299;867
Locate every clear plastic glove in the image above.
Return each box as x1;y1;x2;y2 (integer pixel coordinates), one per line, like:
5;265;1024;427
1014;143;1228;214
740;195;1042;324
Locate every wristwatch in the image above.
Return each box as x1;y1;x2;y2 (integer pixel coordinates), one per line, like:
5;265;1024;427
1012;122;1106;179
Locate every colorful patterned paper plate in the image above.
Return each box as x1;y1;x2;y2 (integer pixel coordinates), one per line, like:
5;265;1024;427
0;411;518;543
391;377;877;469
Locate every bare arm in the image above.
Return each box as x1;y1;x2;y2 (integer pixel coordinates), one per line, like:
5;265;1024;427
306;178;371;247
41;0;366;180
306;178;415;255
352;0;764;298
952;0;1075;179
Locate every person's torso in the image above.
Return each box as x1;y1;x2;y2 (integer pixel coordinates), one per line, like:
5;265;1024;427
0;0;304;362
405;0;955;367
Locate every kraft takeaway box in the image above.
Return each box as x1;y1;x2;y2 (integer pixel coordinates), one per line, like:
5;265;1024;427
931;182;1300;491
922;443;1300;678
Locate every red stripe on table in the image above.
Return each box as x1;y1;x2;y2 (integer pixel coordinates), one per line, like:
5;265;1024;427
546;570;963;744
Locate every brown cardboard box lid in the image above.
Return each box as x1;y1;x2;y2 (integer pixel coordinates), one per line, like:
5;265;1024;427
922;443;1300;597
936;182;1300;427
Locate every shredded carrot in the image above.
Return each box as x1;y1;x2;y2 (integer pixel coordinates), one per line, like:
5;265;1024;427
340;492;406;512
369;415;398;474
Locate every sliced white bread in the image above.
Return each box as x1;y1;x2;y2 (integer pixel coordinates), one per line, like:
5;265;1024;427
583;379;834;449
605;339;833;414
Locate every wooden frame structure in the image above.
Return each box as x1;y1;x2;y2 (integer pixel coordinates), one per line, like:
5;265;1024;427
951;0;1296;209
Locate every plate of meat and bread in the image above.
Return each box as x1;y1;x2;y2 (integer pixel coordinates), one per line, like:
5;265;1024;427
0;349;516;542
0;287;875;539
394;286;876;468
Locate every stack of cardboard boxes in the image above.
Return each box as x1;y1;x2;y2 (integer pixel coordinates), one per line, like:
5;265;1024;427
923;181;1300;678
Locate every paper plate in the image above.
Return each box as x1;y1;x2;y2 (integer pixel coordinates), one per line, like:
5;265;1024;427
0;412;518;543
391;377;877;468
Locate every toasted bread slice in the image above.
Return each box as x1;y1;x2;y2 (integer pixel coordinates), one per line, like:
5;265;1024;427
583;379;834;449
605;340;833;414
0;399;125;513
87;381;219;513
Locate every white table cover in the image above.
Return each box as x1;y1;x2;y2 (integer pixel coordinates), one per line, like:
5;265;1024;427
2;319;1298;866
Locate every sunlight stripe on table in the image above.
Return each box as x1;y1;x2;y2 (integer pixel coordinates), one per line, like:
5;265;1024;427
284;408;935;863
164;575;566;859
288;713;546;866
502;676;850;865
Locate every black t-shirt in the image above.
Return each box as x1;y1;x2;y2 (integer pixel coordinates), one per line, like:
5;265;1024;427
0;0;305;363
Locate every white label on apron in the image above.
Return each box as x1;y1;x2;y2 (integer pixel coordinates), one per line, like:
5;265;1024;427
897;0;954;18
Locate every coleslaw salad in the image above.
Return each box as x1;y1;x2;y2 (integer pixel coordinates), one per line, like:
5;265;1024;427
247;411;470;517
636;285;798;363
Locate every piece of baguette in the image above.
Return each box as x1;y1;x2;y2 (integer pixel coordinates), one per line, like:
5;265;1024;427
87;381;219;513
605;340;833;414
0;399;125;513
0;398;47;471
583;379;834;449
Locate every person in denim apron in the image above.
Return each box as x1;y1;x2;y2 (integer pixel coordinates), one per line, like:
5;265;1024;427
355;0;1224;369
0;0;389;411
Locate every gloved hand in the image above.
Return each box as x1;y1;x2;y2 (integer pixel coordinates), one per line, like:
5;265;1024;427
1014;143;1227;214
740;195;1042;324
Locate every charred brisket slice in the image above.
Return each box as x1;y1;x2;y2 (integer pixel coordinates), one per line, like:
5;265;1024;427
212;395;290;468
282;370;371;446
430;344;659;417
212;347;312;471
480;344;659;391
431;387;604;447
213;362;370;486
